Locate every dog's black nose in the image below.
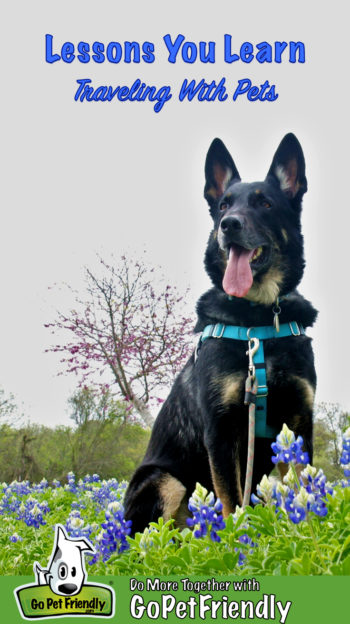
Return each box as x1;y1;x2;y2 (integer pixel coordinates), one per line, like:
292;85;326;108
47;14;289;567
58;583;78;595
220;215;244;233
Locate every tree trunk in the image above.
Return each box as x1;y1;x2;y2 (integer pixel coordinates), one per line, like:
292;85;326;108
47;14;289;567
131;397;154;428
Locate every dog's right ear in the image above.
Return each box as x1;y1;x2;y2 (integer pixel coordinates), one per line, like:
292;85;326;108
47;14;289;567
204;138;240;206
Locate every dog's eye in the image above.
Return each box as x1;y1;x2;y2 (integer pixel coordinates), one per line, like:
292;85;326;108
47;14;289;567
58;563;68;580
219;202;229;211
261;200;271;209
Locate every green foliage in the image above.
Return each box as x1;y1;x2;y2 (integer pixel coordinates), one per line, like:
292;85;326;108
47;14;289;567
0;387;23;425
1;403;350;577
240;487;350;575
68;387;129;426
101;487;350;577
1;475;350;577
313;403;350;481
0;421;149;483
313;420;341;481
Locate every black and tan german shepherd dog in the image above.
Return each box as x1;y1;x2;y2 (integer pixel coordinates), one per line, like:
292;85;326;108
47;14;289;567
124;133;317;534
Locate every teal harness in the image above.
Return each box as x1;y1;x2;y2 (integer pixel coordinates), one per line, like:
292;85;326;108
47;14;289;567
198;321;305;439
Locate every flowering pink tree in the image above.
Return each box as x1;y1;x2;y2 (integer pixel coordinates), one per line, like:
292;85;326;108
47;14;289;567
45;256;194;426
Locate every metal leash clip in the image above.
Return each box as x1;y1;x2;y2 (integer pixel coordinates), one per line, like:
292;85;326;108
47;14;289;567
246;337;260;378
272;297;281;332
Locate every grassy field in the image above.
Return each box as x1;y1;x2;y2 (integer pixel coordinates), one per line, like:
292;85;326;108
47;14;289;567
1;425;350;577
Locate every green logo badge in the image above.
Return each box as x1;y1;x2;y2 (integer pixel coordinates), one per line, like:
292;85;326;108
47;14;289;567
14;524;115;619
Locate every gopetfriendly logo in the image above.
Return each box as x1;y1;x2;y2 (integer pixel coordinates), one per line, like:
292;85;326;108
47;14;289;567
14;524;115;619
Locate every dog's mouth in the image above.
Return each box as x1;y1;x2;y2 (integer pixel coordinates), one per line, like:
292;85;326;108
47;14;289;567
222;244;270;297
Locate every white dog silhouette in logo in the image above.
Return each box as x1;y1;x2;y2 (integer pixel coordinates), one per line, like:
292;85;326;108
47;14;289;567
34;524;94;596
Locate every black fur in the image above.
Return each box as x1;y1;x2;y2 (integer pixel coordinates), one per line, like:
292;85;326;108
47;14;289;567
124;133;317;534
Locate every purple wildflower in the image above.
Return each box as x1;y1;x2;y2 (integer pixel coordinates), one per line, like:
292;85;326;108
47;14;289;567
89;502;132;564
65;510;93;539
9;533;23;543
271;424;309;465
186;483;225;542
340;427;350;479
17;497;49;528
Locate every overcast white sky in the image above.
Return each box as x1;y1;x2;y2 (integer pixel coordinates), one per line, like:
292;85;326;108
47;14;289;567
1;0;349;427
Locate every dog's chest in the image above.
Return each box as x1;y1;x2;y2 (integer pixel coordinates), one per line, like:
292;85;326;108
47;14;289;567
196;336;310;410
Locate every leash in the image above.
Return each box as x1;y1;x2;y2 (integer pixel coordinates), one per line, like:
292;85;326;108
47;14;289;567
243;365;257;506
195;320;305;505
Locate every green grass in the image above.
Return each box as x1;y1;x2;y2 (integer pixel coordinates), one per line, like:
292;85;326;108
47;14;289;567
1;472;350;576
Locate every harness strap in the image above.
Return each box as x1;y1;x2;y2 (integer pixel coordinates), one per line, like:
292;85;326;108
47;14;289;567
198;321;305;438
201;321;304;342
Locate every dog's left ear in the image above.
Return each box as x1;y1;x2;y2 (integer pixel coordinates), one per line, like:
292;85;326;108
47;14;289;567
74;538;95;554
266;133;307;200
204;138;240;206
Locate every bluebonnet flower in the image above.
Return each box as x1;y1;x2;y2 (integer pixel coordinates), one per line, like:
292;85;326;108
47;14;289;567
17;497;50;528
283;481;329;524
251;451;331;525
251;475;287;515
186;483;225;542
89;502;132;564
230;505;257;565
3;480;31;497
32;478;49;492
251;474;275;504
340;427;350;479
0;494;21;515
52;479;61;488
271;424;309;465
300;464;332;517
281;466;330;523
71;500;86;510
238;534;257;547
284;487;308;524
65;471;78;493
137;527;155;557
9;533;23;543
65;510;93;539
88;479;126;511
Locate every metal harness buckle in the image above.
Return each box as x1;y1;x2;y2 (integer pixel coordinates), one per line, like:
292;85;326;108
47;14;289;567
289;321;300;336
257;385;268;398
212;324;225;338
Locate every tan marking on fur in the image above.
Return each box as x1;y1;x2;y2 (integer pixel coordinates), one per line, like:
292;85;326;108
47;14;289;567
235;458;243;506
206;166;233;200
213;231;217;240
159;474;186;522
278;462;303;481
245;265;284;305
275;165;291;192
174;498;190;530
209;457;234;517
292;414;303;430
220;373;244;406
276;161;301;197
213;164;233;195
255;189;261;194
277;462;288;481
206;187;217;199
282;228;288;243
290;376;315;410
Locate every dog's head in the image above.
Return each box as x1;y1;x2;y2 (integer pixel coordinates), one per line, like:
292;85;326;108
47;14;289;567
45;525;93;596
204;133;307;305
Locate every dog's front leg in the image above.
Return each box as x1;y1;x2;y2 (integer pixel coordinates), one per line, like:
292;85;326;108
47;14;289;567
204;426;244;516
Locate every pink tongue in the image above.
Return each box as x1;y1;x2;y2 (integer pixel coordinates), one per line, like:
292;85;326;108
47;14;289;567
223;246;255;297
